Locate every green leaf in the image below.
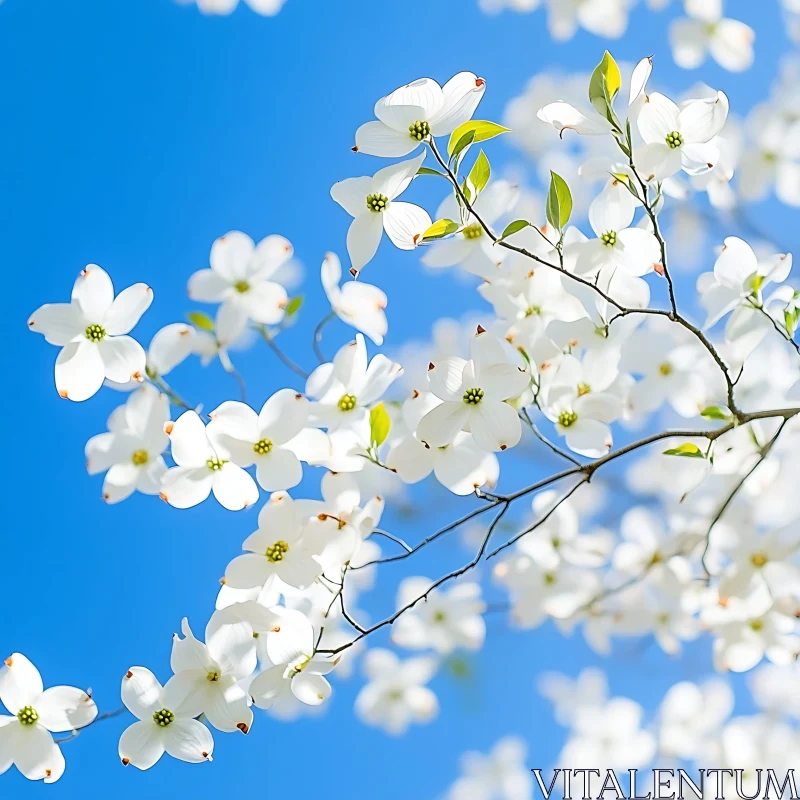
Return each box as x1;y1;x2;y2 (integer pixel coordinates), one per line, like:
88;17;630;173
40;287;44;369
545;171;572;231
700;406;731;421
417;166;447;178
285;295;303;318
447;120;510;157
499;219;531;241
422;219;460;241
369;403;391;447
187;311;214;331
468;150;491;195
663;443;706;458
588;50;621;121
449;130;476;161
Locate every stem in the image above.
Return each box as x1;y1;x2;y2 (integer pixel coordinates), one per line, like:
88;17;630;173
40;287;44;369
313;312;336;365
256;325;310;380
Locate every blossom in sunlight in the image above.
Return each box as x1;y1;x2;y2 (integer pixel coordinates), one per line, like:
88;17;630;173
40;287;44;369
636;91;729;181
207;392;329;492
160;409;259;510
417;328;530;452
391;577;486;654
224;492;323;592
306;333;402;432
164;615;256;734
188;231;291;345
28;264;151;401
539;354;622;457
354;649;438;735
249;608;336;710
697;237;792;355
447;737;532;800
0;653;97;783
422;181;519;279
574;190;660;277
118;667;214;770
478;0;539;13
331;153;431;275
321;252;388;345
353;73;485;158
670;0;755;73
386;390;500;495
85;384;170;503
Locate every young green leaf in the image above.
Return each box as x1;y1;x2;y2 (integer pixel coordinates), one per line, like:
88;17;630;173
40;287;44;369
499;219;531;241
421;219;460;241
468;150;491;195
187;311;215;332
663;443;706;458
588;50;621;122
447;120;510;157
545;171;572;231
700;406;731;421
449;130;476;161
417;166;447;178
285;295;303;317
369;403;391;447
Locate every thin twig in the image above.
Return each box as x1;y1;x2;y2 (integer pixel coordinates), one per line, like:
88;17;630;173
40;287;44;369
257;325;310;380
54;707;127;744
313;312;336;365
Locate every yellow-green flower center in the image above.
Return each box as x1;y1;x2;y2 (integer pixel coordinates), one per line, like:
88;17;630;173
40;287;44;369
266;540;290;563
253;438;273;455
462;387;485;405
658;363;672;376
433;610;447;623
17;706;38;726
366;193;389;213
206;671;220;682
408;120;430;141
234;280;250;294
525;305;541;317
463;223;483;240
337;394;357;412
750;619;764;632
206;458;226;471
85;323;106;342
132;449;149;466
666;130;683;149
577;383;591;396
601;230;617;247
152;708;175;726
558;410;578;428
751;553;768;567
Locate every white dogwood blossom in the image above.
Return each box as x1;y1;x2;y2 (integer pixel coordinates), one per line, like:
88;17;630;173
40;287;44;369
670;0;755;73
418;328;529;452
85;384;170;503
28;264;151;401
331;153;431;274
160;409;259;510
354;649;438;735
0;654;97;783
118;667;214;769
321;252;388;345
188;231;291;345
354;73;486;158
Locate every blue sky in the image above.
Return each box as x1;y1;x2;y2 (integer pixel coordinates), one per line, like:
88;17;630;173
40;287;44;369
0;0;793;796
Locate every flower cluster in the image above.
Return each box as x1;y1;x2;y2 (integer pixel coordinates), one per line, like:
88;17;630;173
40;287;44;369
17;43;800;788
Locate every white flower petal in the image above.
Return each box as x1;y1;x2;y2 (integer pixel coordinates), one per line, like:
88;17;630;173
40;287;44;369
72;265;114;322
211;465;258;511
354;121;420;157
55;340;105;402
98;336;146;383
346;213;384;274
383;202;432;250
103;284;152;335
118;720;165;770
0;654;43;714
27;303;82;345
121;667;162;721
163;719;213;763
471;400;521;451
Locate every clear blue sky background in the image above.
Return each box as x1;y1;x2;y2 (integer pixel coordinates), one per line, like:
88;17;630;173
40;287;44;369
1;0;793;796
